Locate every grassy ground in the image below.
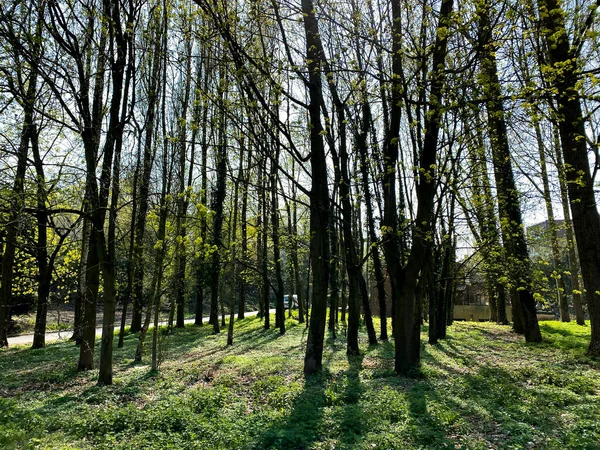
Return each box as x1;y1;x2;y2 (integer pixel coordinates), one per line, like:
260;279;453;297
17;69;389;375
1;316;599;449
8;311;73;335
9;305;135;336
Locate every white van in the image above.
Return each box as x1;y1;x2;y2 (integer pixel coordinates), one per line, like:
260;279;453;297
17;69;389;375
283;294;298;309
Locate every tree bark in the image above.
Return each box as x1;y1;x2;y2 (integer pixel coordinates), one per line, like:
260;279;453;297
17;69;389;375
0;75;35;348
271;141;285;335
130;8;163;333
539;0;600;354
173;30;194;329
302;0;331;375
209;85;228;335
553;126;586;325
478;3;541;342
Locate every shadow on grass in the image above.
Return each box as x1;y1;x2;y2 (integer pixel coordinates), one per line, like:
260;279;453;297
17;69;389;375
0;340;90;391
4;318;598;449
337;352;366;447
254;351;366;449
145;315;291;365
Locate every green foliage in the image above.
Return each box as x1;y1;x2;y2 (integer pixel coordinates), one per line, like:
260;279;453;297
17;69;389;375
1;318;599;449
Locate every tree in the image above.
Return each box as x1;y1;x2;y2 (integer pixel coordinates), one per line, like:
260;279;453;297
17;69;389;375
381;0;455;375
130;2;164;333
538;0;600;354
477;0;542;343
301;0;331;375
0;0;42;347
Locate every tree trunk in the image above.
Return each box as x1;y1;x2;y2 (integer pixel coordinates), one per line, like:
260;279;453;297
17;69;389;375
119;134;141;348
209;85;228;335
468;117;509;325
31;125;50;350
478;3;541;342
173;32;194;329
98;0;130;385
238;144;251;320
328;203;340;337
302;0;331;375
130;8;163;333
381;0;406;372
0;86;34;348
310;19;377;350
78;231;100;371
539;0;600;354
136;182;169;362
387;0;453;374
72;218;90;344
290;161;305;324
553;126;586;325
195;64;211;325
271;143;285;335
227;140;244;345
533;118;569;321
261;161;270;330
356;103;387;340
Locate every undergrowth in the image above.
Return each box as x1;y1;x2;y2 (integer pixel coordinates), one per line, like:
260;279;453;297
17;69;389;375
1;317;599;449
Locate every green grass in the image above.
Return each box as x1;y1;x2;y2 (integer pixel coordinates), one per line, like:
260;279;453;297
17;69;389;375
8;313;72;335
1;317;599;449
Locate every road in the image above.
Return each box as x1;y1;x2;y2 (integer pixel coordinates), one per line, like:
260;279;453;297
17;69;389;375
7;310;268;347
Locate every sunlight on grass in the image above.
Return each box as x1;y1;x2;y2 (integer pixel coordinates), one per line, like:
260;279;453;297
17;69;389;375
1;318;599;449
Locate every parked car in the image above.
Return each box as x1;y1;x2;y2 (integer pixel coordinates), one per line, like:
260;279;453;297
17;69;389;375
283;294;298;309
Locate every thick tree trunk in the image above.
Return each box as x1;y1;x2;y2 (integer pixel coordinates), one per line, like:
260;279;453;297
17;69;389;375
97;0;131;385
381;0;407;373
388;0;453;374
539;0;600;354
478;4;541;342
78;231;100;371
302;0;331;375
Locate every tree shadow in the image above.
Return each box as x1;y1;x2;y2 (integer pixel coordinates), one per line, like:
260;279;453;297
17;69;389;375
252;350;367;449
336;352;366;447
255;372;328;449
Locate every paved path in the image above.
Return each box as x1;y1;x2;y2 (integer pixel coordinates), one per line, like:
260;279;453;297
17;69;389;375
7;310;268;347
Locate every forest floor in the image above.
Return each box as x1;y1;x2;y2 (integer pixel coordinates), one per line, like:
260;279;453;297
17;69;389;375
1;316;599;449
